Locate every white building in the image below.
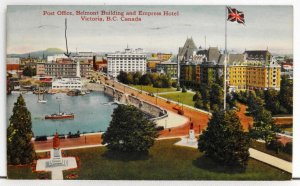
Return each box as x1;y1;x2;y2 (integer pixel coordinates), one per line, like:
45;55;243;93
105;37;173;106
51;59;83;90
107;47;147;78
52;77;82;90
47;54;68;62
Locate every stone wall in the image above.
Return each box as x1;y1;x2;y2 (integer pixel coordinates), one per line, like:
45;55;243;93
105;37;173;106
103;85;115;97
128;95;165;118
104;86;167;120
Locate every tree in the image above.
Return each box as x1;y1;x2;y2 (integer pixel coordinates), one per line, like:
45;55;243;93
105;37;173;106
194;99;204;109
102;105;159;154
117;71;128;84
278;75;293;114
23;66;36;77
249;108;279;146
7;94;36;165
127;73;134;84
193;91;201;101
133;72;142;85
264;89;280;114
182;85;187;93
140;74;152;85
246;92;264;118
209;83;224;109
198;110;250;168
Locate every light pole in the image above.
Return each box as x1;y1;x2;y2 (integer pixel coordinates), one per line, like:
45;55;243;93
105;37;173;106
156;88;159;105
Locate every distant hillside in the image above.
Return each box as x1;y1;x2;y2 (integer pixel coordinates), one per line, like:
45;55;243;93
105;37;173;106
7;48;65;58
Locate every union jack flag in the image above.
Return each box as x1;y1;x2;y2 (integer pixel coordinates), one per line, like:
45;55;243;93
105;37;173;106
227;6;245;24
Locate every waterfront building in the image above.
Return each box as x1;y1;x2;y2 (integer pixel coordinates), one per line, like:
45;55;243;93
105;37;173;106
44;61;91;77
6;58;21;76
180;63;199;87
51;77;82;90
147;57;161;72
178;46;281;91
47;54;68;62
36;62;46;76
107;47;147;78
280;62;293;80
178;37;198;64
94;57;108;72
228;51;281;91
152;53;172;61
51;60;83;90
156;61;178;79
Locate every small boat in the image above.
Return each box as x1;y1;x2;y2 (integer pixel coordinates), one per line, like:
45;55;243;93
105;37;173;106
45;112;74;120
86;90;91;94
80;91;86;95
67;89;80;96
45;99;74;120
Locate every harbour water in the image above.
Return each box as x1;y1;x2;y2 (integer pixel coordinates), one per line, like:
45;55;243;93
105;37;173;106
7;91;117;137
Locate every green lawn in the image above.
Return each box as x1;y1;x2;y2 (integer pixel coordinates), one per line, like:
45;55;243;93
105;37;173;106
7;165;51;179
131;85;176;93
160;92;195;107
63;139;291;180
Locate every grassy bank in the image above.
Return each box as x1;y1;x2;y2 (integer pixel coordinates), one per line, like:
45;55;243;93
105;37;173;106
160;92;195;107
131;85;176;93
63;139;291;180
7;165;51;179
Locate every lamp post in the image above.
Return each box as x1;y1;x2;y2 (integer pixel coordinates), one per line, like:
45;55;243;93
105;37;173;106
156;88;159;105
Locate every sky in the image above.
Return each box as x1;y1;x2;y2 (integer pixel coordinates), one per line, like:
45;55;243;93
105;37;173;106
6;5;293;55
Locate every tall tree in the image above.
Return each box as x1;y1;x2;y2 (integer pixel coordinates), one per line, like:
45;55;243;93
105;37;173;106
209;83;224;110
22;66;36;77
246;92;265;118
7;94;36;165
264;89;280;114
102;105;158;153
250;108;279;146
278;75;293;114
198;110;250;168
193;91;201;101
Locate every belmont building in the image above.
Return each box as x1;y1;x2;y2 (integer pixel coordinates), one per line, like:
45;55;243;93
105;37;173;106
107;47;147;78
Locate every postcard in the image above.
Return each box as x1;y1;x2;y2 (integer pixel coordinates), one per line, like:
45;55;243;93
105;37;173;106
6;5;293;180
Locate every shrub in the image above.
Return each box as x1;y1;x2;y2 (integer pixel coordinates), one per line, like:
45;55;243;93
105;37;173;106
266;139;284;154
283;142;292;155
171;82;177;88
182;86;187;93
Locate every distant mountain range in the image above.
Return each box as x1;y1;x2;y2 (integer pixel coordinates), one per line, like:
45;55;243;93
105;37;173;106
7;48;65;58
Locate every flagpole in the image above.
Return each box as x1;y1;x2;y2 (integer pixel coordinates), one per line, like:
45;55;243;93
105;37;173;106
224;6;227;111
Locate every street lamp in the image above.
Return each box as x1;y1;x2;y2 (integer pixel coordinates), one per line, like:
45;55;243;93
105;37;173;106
156;88;159;105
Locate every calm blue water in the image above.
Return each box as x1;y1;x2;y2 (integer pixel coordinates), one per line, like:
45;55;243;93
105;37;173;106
7;92;116;137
